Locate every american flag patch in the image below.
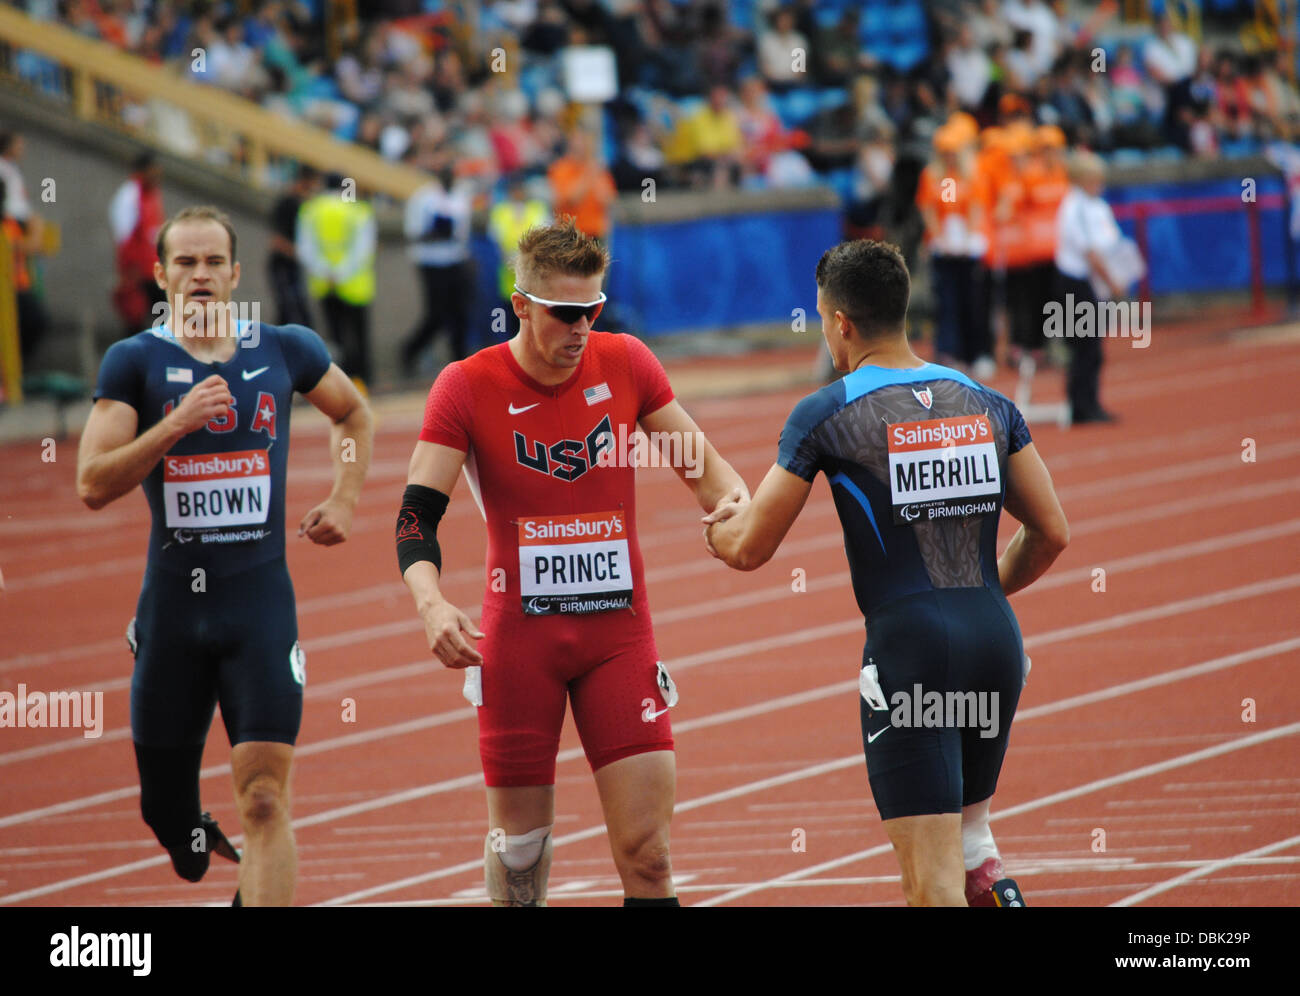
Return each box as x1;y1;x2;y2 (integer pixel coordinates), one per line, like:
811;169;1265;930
166;367;193;384
584;382;612;405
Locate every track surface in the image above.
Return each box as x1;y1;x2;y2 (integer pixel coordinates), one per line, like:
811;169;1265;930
1;321;1297;907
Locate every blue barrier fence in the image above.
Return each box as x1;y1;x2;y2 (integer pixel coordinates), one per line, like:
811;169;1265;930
464;173;1292;347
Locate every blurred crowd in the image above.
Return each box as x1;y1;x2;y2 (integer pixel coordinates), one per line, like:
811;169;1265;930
4;0;1299;397
18;0;1300;202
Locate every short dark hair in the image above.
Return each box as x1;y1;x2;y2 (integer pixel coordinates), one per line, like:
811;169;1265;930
815;239;910;338
156;205;238;265
133;150;157;173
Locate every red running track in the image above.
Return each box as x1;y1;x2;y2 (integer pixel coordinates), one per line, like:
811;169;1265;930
1;320;1297;906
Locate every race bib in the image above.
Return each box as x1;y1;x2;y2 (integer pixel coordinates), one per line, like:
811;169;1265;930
887;415;1000;524
517;510;633;615
162;449;271;529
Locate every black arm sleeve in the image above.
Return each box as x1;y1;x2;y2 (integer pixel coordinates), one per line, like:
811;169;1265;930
396;484;450;576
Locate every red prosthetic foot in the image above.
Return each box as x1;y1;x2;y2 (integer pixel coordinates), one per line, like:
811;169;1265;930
965;857;1004;907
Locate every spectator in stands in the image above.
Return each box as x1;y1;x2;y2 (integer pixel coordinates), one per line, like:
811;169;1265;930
1054;151;1121;424
804;99;860;174
431;49;468;116
1248;51;1300;141
735;77;789;183
487;86;539;177
386;62;438;125
695;2;746;89
814;8;870;88
267;163;318;328
852;75;894;139
847;124;896;235
757;6;809;95
547;129;617;241
947;23;993;112
1005;0;1062;82
108;151;165;337
605;0;653;90
678;84;746;189
522;0;572;56
1044;51;1097;148
298;173;376;387
336;29;388;112
1004;28;1042;92
1213;50;1253;141
1143;13;1197;145
880;70;919;140
971;0;1014;50
488;173;550;336
613;118;666;193
401;148;475;370
562;0;613;43
643;0;704;96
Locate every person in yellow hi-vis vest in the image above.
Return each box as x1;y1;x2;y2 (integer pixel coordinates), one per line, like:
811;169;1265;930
487;173;550;336
297;173;376;386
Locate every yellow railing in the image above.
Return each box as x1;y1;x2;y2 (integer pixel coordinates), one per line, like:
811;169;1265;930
0;4;427;201
0;232;18;403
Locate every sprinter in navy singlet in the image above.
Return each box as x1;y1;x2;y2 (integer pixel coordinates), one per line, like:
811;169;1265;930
706;241;1069;907
77;206;373;905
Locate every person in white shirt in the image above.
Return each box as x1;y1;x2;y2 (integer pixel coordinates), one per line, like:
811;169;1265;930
947;23;993;110
0;130;33;226
1144;13;1198;143
1143;14;1197;87
757;8;809;93
1004;0;1061;80
1054;151;1123;423
401;148;475;370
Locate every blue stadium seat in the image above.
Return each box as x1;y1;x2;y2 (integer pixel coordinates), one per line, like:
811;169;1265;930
818;88;849;112
772;89;819;128
1221;137;1261;157
824;166;857;205
885;3;927;35
1108;149;1147;167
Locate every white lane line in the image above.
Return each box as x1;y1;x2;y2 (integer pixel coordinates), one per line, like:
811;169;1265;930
3;565;1297;833
8;429;1297;674
694;721;1300;906
1111;832;1300;907
316;756;867;906
319;638;1300;906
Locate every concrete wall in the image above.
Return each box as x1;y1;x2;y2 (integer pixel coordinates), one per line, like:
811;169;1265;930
13;125;426;386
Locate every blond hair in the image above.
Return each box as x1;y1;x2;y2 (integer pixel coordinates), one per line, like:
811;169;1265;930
514;216;609;290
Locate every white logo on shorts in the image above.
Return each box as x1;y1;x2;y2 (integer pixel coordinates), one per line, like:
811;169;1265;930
288;642;306;686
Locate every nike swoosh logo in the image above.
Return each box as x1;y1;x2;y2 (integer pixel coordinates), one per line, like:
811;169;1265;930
645;707;669;720
508;402;540;414
866;727;889;744
242;366;270;380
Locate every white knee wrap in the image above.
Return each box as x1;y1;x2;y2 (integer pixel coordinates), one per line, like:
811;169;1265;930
961;800;1000;871
496;825;553;872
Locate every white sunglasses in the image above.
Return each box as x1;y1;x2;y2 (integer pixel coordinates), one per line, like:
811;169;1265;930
513;286;607;324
